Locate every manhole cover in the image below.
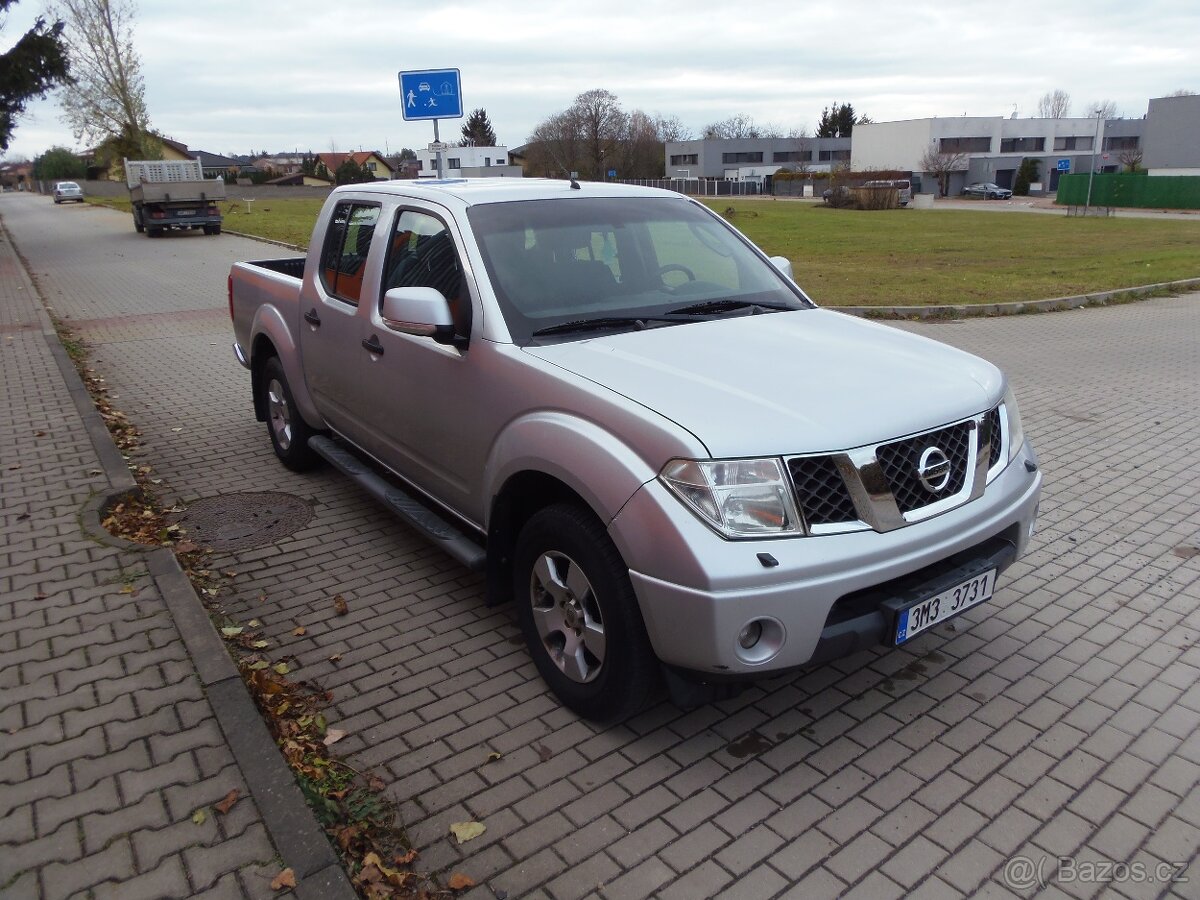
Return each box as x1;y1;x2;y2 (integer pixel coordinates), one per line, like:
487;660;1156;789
173;491;312;551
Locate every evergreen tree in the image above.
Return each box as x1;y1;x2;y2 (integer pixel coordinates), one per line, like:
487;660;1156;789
0;1;71;151
460;108;497;147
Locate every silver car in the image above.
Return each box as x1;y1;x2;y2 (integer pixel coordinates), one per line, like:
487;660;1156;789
53;182;84;204
962;182;1013;200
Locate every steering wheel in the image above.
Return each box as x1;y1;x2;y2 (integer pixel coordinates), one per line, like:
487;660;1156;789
658;263;696;287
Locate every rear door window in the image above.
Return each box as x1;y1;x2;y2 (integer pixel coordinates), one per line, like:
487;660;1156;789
319;202;380;304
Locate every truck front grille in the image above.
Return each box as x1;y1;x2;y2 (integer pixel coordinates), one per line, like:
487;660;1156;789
876;421;972;514
785;404;1003;534
787;456;858;526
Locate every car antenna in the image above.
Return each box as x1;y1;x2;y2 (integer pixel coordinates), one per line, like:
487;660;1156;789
569;171;581;190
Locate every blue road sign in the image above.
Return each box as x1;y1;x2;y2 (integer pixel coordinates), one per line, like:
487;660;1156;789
398;69;463;121
1057;158;1071;172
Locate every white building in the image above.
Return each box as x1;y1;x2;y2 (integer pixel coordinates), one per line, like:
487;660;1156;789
852;116;1144;195
414;145;522;178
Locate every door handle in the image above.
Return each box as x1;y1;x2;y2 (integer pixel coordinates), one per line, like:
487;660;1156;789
304;309;321;326
361;335;384;356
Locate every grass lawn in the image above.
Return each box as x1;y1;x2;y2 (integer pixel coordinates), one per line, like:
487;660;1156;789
89;194;1200;307
705;199;1200;306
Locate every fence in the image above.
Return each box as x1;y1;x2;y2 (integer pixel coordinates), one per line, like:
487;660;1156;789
613;178;761;197
1055;172;1200;209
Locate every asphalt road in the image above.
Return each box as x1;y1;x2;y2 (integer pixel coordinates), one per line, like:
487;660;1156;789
5;191;1199;900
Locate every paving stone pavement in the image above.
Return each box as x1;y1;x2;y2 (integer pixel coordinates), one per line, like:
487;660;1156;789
0;207;295;899
3;191;1199;900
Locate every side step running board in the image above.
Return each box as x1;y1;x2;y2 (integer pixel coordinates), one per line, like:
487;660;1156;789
308;435;486;572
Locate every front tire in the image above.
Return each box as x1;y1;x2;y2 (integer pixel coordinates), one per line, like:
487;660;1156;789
260;356;320;471
513;503;658;720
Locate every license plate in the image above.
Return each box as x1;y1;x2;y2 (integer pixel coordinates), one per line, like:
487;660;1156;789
176;209;197;216
894;568;995;644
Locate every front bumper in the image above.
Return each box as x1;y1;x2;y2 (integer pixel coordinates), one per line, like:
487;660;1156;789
610;441;1042;675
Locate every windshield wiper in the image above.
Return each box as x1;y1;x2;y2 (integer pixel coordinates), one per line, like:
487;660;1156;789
667;298;795;317
531;316;686;338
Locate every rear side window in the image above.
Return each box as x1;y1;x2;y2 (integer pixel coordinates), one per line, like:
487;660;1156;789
319;202;379;304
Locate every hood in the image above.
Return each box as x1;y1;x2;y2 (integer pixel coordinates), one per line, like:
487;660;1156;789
523;309;1002;458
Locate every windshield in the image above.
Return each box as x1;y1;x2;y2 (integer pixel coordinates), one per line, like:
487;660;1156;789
467;196;812;344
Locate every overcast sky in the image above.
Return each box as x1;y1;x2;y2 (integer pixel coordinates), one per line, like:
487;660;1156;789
2;0;1196;161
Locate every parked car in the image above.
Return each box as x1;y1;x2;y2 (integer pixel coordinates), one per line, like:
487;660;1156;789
962;182;1013;200
53;182;84;204
229;179;1041;719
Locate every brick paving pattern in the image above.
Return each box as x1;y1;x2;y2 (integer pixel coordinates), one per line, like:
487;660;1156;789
0;206;283;899
3;192;1198;898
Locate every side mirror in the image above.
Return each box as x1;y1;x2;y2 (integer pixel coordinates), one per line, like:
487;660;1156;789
769;256;794;280
380;287;459;346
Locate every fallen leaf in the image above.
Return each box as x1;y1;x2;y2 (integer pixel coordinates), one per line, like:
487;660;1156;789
223;570;238;577
368;774;387;793
35;592;48;600
191;808;207;825
485;751;502;763
273;662;289;675
221;626;243;637
270;868;296;891
119;584;134;595
333;595;349;616
394;848;418;866
328;653;342;663
214;789;239;814
252;640;270;649
448;873;475;891
449;821;485;844
248;660;268;670
248;619;261;627
171;427;183;432
292;626;307;636
336;823;360;850
323;728;347;746
33;430;45;437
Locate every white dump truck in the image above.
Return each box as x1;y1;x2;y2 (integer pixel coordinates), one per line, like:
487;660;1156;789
124;157;225;237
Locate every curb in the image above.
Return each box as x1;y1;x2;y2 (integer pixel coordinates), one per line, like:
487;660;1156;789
832;277;1200;320
6;223;356;900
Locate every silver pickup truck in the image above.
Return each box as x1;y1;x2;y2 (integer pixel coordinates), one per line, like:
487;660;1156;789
229;178;1041;719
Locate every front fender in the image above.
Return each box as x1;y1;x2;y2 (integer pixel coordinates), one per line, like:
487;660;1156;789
483;411;661;528
250;304;324;429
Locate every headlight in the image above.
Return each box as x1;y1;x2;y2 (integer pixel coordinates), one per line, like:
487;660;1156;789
1003;385;1025;462
660;458;803;538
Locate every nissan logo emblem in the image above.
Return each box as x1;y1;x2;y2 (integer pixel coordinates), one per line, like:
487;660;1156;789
917;447;952;493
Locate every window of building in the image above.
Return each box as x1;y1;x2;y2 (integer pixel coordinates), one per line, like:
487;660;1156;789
939;137;991;153
1000;137;1045;153
773;151;813;162
721;152;763;164
1103;136;1139;151
448;158;461;169
818;149;851;162
1053;136;1093;151
367;161;377;171
670;154;699;165
485;158;492;166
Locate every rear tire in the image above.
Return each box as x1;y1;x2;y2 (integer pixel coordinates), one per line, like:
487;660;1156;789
260;356;320;471
513;503;658;720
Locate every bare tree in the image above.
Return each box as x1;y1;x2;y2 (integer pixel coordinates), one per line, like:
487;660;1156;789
1117;147;1143;172
702;113;761;139
654;114;692;143
51;0;153;159
919;142;968;197
1085;99;1118;119
1168;89;1197;96
1036;89;1071;118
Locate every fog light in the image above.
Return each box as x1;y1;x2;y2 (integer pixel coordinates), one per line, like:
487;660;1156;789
738;621;763;649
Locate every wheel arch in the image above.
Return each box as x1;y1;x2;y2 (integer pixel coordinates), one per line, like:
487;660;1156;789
247;305;323;428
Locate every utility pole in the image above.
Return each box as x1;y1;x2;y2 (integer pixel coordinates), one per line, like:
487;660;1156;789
1084;113;1104;215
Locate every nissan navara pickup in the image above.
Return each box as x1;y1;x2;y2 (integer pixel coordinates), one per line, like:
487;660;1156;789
229;178;1041;719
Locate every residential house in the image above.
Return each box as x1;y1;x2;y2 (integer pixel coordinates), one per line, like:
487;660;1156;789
414;145;518;178
318;151;394;180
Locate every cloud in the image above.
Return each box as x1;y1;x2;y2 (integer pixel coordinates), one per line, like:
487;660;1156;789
2;0;1194;159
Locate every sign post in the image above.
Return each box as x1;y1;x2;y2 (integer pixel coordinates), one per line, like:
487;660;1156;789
398;68;464;179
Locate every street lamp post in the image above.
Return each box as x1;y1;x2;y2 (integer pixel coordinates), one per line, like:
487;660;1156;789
1084;114;1104;215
